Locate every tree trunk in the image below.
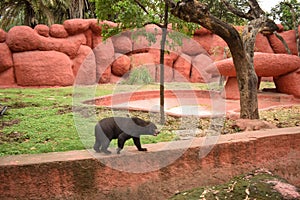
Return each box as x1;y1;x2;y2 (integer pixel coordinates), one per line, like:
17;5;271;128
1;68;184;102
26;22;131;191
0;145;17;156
159;2;169;124
169;0;259;119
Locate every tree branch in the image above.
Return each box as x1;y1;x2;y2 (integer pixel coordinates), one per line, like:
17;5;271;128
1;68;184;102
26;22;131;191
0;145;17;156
247;0;265;18
221;0;253;20
133;0;149;14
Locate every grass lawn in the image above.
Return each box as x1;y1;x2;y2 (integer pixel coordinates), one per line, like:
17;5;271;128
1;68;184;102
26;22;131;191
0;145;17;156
0;84;182;156
0;83;299;156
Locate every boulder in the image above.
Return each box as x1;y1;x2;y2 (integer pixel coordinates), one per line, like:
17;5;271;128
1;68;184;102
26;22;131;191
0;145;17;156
38;34;85;58
92;34;103;49
148;48;178;66
221;77;240;100
193;33;214;54
154;64;174;82
111;54;131;76
110;74;122;83
209;35;228;61
0;43;13;73
63;19;91;35
208;53;300;77
0;29;6;42
93;38;114;83
49;24;68;38
274;69;300;98
254;33;274;53
132;35;150;53
268;30;298;55
34;24;49;37
145;24;162;34
6;26;40;52
99;66;111;83
130;53;154;68
112;35;132;54
13;51;74;86
0;68;16;86
191;54;213;83
194;27;212;35
181;37;207;56
72;45;96;85
90;20;117;35
173;54;191;81
84;29;93;48
90;19;102;34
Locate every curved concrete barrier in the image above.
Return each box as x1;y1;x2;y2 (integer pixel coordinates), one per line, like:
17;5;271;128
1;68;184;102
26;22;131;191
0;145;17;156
0;127;299;199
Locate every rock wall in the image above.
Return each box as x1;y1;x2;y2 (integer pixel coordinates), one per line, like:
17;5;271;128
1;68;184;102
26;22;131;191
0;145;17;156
0;19;299;89
1;127;300;199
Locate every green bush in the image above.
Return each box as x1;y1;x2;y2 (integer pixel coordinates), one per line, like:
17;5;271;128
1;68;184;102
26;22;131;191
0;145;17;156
121;66;154;85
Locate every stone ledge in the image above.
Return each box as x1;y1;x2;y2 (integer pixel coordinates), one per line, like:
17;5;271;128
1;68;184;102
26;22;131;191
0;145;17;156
0;127;300;199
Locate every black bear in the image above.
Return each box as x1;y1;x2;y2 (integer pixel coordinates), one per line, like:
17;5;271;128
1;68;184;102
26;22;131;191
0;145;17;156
94;117;159;154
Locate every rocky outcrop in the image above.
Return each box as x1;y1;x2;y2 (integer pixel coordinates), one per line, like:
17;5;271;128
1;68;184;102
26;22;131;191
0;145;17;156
206;53;300;99
13;51;74;86
0;43;13;73
0;20;299;99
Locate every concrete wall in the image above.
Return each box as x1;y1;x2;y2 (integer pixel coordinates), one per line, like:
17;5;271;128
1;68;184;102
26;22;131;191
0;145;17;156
1;127;299;199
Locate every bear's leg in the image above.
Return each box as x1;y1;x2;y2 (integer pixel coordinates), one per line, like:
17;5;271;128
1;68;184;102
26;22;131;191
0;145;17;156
93;141;101;153
117;132;131;154
94;124;102;153
101;134;111;154
100;136;112;154
133;137;147;151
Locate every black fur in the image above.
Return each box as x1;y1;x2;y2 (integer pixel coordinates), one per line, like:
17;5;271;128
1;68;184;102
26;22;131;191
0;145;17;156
94;117;159;154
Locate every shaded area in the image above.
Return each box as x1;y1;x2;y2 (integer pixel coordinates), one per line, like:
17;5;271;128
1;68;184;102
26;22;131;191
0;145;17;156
170;169;300;200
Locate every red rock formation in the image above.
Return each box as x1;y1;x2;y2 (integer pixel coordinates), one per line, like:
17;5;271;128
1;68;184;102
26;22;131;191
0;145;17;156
112;35;132;54
49;24;68;38
34;24;50;37
6;26;40;52
13;51;74;86
0;43;13;73
268;30;298;55
221;77;240;100
173;54;191;81
93;38;114;83
0;29;6;42
208;53;300;77
72;45;96;85
0;68;16;86
274;69;300;97
191;54;213;83
255;33;274;53
63;19;91;35
181;37;207;56
112;54;131;76
130;53;154;68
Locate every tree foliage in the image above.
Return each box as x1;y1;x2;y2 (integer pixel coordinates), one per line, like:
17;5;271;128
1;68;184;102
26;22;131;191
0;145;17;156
268;0;300;30
91;0;202;39
0;0;95;31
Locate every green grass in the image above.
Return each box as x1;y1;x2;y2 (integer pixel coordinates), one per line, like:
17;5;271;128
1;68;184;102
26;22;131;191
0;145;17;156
0;87;81;155
0;82;297;156
0;85;183;156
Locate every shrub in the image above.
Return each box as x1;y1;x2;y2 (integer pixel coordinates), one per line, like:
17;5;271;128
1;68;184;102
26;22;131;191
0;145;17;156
121;66;154;85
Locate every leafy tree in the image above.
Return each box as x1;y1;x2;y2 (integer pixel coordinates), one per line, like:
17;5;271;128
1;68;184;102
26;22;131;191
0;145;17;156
168;0;278;119
268;0;300;30
92;0;198;124
202;0;248;25
0;0;60;30
0;0;95;31
269;0;300;56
